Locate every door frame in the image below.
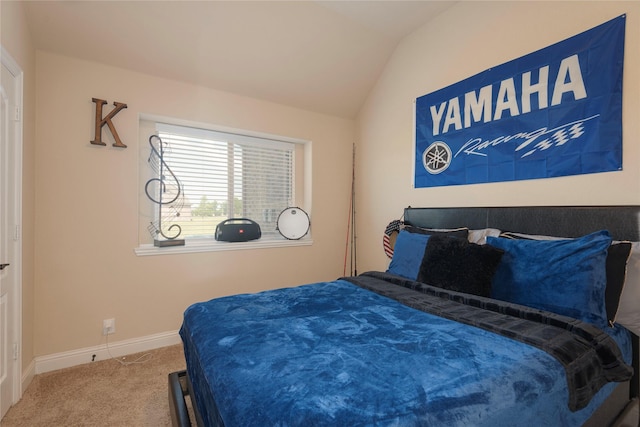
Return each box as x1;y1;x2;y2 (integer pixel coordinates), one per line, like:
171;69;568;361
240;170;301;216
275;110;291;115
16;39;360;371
1;45;24;411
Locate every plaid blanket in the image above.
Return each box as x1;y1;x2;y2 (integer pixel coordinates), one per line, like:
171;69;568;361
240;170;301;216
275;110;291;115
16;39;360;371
344;271;633;411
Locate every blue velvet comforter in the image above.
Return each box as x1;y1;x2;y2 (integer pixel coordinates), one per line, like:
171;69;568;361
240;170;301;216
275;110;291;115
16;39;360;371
180;272;632;427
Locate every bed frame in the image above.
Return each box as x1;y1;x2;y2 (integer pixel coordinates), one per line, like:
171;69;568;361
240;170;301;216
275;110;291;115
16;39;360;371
169;205;640;427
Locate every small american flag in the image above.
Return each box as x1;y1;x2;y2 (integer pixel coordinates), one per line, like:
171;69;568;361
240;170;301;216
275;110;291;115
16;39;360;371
383;219;403;258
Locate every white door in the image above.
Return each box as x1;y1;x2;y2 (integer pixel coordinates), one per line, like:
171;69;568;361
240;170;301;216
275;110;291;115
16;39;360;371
0;48;22;421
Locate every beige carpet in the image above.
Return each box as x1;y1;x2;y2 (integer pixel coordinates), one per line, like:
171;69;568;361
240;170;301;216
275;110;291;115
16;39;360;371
1;344;186;427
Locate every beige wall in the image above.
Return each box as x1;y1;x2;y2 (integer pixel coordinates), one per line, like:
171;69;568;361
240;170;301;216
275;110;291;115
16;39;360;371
33;52;354;356
1;0;37;379
356;1;640;272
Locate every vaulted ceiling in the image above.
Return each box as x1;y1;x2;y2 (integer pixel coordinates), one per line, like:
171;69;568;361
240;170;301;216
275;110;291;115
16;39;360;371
21;1;455;118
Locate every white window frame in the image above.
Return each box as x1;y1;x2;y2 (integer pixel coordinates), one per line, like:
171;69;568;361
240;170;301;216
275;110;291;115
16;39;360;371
135;114;312;256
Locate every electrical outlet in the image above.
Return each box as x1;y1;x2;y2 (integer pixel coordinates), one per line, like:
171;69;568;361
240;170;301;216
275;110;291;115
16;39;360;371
102;318;116;335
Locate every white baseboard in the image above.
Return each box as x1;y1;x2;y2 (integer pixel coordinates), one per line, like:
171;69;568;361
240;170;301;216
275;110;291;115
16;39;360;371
21;359;35;394
35;330;181;374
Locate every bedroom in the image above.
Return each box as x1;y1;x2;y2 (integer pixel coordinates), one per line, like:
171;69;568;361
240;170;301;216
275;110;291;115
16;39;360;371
1;0;639;425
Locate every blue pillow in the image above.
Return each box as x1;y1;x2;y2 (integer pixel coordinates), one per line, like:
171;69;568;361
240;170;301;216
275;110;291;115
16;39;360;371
387;230;430;280
487;230;612;327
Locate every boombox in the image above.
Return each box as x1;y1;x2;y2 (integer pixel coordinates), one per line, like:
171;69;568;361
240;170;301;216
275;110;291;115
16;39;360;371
215;218;262;242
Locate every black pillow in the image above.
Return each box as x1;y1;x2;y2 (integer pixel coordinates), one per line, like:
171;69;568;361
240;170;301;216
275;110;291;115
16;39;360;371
417;234;504;297
404;225;469;239
605;242;632;323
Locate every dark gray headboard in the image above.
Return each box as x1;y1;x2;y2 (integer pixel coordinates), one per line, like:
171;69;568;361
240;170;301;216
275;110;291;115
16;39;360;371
403;206;640;242
403;205;640;399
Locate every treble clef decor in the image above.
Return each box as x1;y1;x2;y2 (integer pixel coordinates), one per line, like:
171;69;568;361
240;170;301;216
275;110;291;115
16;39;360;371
145;135;186;247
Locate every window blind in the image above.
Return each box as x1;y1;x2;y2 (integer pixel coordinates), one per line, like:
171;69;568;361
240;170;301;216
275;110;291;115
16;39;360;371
155;123;294;239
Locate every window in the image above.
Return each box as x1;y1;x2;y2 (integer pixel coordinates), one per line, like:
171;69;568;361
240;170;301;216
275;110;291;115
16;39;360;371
136;118;311;255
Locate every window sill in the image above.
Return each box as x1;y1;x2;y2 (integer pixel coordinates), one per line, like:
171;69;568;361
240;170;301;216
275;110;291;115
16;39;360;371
134;237;313;256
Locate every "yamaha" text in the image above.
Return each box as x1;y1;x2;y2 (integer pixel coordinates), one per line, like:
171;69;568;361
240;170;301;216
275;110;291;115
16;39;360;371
429;54;587;136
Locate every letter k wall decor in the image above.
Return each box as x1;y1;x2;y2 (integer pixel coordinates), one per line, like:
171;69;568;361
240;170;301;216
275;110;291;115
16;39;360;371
414;15;625;188
90;98;128;148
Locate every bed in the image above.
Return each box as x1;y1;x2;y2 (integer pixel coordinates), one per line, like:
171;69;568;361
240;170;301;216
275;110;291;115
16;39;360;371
169;206;640;427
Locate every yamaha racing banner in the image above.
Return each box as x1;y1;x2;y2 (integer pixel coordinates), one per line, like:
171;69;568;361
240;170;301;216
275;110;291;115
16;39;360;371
414;15;625;188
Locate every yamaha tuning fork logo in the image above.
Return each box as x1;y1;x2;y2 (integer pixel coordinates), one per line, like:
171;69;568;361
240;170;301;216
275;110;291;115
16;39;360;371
414;15;625;188
423;141;452;174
